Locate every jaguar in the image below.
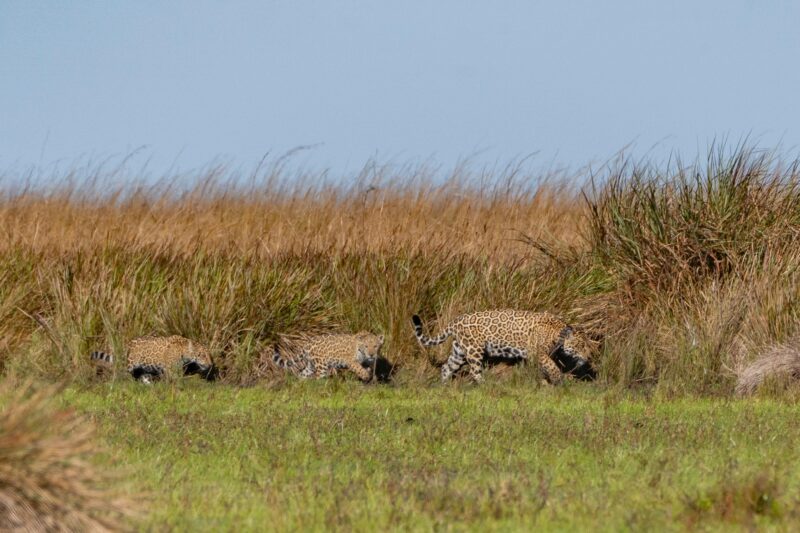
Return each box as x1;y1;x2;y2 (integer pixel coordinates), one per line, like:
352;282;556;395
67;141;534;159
272;332;384;382
411;310;597;383
90;335;217;384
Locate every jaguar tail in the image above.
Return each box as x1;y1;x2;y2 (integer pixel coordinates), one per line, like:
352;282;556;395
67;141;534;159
90;351;114;377
411;315;451;347
90;350;114;365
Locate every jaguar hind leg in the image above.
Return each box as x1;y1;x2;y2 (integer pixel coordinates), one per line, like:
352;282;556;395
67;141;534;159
130;365;164;384
441;342;467;382
299;358;316;379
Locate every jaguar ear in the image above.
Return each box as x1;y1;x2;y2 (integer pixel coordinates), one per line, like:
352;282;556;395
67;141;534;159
378;335;385;345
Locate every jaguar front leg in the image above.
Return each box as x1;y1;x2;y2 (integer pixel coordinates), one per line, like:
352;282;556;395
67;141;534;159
348;360;374;382
465;346;485;383
538;355;566;385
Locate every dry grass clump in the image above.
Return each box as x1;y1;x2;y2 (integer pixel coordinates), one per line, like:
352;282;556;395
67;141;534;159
587;145;800;300
0;382;135;531
585;144;800;394
735;337;800;396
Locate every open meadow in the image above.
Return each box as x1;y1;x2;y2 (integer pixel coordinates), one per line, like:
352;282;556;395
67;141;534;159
3;147;800;530
46;381;800;531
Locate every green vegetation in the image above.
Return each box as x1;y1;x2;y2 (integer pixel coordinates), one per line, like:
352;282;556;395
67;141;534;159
54;380;800;531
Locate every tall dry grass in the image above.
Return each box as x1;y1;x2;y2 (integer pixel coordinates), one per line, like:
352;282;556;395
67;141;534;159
0;159;590;383
588;145;800;394
3;146;800;394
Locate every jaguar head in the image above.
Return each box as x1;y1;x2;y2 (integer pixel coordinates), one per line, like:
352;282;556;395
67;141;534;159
355;332;384;367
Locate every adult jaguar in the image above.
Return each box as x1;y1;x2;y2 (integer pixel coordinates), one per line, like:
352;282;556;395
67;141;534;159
412;310;597;383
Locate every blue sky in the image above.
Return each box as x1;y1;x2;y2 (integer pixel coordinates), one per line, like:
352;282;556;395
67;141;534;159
1;1;799;178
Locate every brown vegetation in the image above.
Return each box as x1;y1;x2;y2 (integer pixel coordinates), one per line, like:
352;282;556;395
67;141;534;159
2;145;800;394
735;337;800;396
0;382;135;531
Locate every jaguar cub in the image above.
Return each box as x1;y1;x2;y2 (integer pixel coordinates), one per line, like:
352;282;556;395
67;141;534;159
412;310;596;384
91;335;217;384
272;332;384;382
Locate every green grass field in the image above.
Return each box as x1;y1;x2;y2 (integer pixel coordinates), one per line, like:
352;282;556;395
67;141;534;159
52;379;800;532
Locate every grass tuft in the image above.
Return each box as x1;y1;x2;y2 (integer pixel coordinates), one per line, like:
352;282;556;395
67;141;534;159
0;381;137;531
